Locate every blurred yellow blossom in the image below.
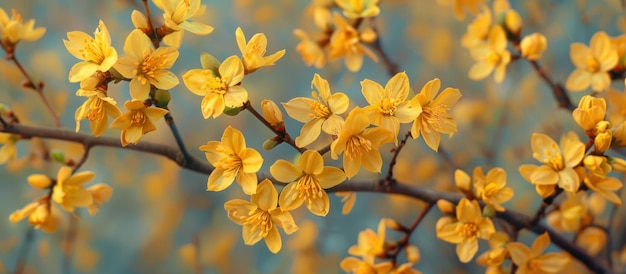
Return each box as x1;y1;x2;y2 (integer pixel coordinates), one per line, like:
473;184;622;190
0;133;17;164
283;73;349;147
330;107;394;178
437;0;486;20
455;167;513;212
199;126;263;195
270;150;345;216
519;132;585;195
461;7;491;48
583;155;611;178
294;29;326;68
565;31;618;92
183;54;248;119
520;33;547;61
335;0;380;19
74;87;121;137
348;218;386;258
506;232;569;274
362;72;422;140
410;78;462;151
582;170;622;205
64;20;117;83
110;100;168;147
546;192;587;232
235;27;285;74
224;179;298;254
115;29;180;100
468;25;511;83
575;226;607;256
476;231;509;273
328;13;378;72
9;201;57;233
340;255;393;274
436;198;495;263
86;183;113;216
336;191;357;214
51;166;95;212
0;8;45;46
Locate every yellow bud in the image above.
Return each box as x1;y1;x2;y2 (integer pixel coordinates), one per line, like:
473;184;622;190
27;174;52;189
436;199;455;214
360;27;378;43
314;7;331;29
594;130;612;153
573;96;606;131
583;155;611;177
406;245;421;264
520;33;547;61
262;138;280;150
609;156;626;172
504;10;522;36
261;100;284;129
382;218;402;231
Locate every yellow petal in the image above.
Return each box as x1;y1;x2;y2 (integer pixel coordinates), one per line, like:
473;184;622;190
252;179;277;211
264;226;282;253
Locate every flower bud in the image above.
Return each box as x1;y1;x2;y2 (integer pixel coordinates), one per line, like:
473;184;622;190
360;27;378;43
504;10;522;37
406;245;421;264
584;155;611;177
50;149;65;163
153;89;171;108
609;156;626;172
261;100;284;130
27;174;52;189
200;52;220;75
262;138;281;150
223;105;243;116
482;204;496;218
382;218;403;231
572;95;606;131
594;131;612;153
314;7;331;30
436;199;455;214
520;33;547;61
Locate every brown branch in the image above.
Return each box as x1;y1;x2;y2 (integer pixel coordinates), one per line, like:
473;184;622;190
386;131;411;183
0;41;63;127
0;124;610;273
526;60;574;111
141;0;160;48
243;101;305;153
387;203;433;266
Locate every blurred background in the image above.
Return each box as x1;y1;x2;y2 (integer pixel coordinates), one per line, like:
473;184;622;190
1;0;626;273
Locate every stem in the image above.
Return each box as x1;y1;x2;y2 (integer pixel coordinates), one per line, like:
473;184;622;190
386;131;411;183
526;59;574;111
0;41;63;127
141;0;160;48
164;112;192;163
528;188;563;226
72;145;92;172
388;204;433;266
243;101;305;153
13;227;34;274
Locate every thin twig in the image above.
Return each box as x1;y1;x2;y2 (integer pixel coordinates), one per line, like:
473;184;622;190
528;188;563;226
243;101;305;153
386;131;412;183
163;112;192;163
387;203;433;266
141;0;160;48
71;145;92;172
526;60;574;111
0;41;63;127
13;227;34;274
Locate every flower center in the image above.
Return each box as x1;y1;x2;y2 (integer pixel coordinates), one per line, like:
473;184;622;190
130;110;146;126
486;52;501;65
380;98;399;116
461;222;479;239
294;174;324;200
483;182;499;197
345;135;372;159
134;50;167;84
244;210;272;238
421;104;452;132
309;101;330;118
86;97;105;121
216;153;243;177
586;55;600;72
543;144;564;170
79;38;105;63
203;76;229;95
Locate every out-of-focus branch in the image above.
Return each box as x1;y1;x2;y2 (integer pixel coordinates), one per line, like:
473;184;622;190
526;60;575;111
0;41;63;127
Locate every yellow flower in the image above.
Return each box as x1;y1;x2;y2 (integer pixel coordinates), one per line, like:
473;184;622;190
294;29;326;68
582;170;622;205
86;183;113;216
593;121;612;153
0;8;45;46
476;232;509;273
75;87;122;137
340;256;393;274
328;13;378;72
224;179;298;254
437;0;486;20
575;226;607;256
572;95;606;132
236;27;285;74
546;192;587;232
461;7;491;48
566;31;618;92
283;73;349;147
468;25;511;83
335;0;380;19
114;29;180;100
199;126;263;195
0;133;18;164
436;198;495;263
9;201;57;233
50;166;95;212
455;167;513;212
183;54;248;119
270;150;345;216
583;155;611;178
410;78;462;151
347;218;386;258
506;232;569;274
156;0;213;34
520;33;548;61
64;20;118;83
336;191;357;214
109;100;169;147
362;72;422;140
330;107;394;179
519;132;585;195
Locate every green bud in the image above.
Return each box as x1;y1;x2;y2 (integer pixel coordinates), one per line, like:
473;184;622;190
50;150;65;163
223;105;243;116
153;89;171;108
482;205;496;218
200;52;220;76
263;138;281;150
